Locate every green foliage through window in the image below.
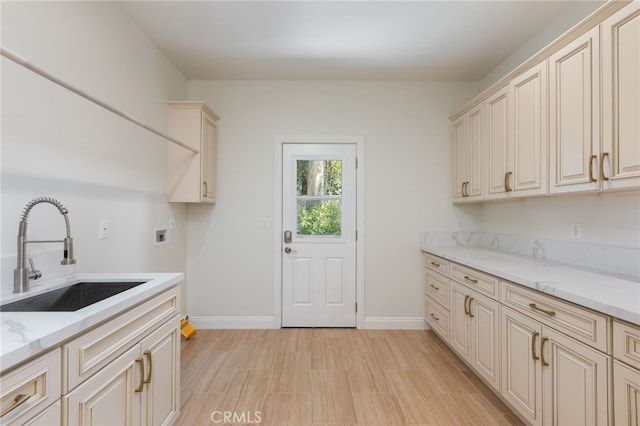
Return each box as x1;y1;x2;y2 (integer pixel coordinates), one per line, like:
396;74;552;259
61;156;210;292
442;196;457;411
297;200;341;236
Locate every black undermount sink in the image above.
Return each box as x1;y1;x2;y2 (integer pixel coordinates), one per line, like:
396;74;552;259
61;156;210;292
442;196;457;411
0;281;147;312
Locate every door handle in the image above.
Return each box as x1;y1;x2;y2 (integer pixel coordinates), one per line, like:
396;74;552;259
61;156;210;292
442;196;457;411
284;247;297;254
284;230;292;244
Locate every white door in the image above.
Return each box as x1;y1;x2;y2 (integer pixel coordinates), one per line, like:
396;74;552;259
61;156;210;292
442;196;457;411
282;143;357;327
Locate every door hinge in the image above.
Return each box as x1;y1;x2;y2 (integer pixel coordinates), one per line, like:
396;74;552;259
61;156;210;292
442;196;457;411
356;158;358;169
355;302;358;313
355;230;358;241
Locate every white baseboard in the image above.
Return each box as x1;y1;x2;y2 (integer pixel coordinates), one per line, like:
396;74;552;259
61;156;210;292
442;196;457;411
190;316;275;329
363;316;429;330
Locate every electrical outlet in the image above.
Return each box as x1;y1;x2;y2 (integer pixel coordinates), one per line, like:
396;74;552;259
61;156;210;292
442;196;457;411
571;224;581;240
99;220;109;239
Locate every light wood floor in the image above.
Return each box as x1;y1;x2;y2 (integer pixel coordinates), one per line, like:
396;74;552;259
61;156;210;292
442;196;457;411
176;328;523;425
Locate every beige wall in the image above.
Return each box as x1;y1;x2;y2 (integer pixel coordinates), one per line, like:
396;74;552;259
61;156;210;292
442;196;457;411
185;80;480;324
1;3;188;294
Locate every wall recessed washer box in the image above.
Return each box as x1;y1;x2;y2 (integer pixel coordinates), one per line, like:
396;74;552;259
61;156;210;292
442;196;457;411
154;227;169;246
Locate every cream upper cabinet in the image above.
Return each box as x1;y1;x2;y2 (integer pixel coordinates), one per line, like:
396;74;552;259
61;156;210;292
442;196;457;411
549;27;601;193
168;101;219;203
451;105;483;203
485;86;510;199
601;1;640;190
507;60;548;197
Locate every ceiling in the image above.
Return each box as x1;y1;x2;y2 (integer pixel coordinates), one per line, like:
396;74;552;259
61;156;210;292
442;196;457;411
119;1;598;81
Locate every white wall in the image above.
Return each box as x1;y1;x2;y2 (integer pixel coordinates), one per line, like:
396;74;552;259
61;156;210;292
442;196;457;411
1;3;189;295
185;81;480;325
478;0;605;91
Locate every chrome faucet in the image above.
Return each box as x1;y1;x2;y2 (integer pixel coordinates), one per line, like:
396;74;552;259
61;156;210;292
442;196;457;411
14;197;76;293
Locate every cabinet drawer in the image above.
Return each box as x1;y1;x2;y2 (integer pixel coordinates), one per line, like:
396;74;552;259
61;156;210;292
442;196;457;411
424;271;450;309
425;296;450;340
63;286;179;392
0;349;61;426
451;263;498;299
614;320;640;369
502;281;610;353
424;253;449;276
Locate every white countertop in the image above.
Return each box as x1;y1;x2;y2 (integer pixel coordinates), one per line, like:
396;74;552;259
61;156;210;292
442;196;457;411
421;246;640;325
0;272;183;371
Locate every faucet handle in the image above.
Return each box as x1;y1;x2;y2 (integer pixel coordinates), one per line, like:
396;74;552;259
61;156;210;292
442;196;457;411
28;258;42;280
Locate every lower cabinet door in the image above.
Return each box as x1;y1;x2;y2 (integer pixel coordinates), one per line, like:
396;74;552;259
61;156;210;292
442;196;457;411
613;360;639;426
469;293;500;392
450;282;471;360
501;307;543;426
64;345;142;425
542;326;610;426
141;317;180;426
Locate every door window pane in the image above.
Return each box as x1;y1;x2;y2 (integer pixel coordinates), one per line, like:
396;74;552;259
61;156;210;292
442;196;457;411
296;160;342;236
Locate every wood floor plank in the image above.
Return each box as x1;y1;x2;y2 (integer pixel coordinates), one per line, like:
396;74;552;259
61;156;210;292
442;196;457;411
177;329;523;425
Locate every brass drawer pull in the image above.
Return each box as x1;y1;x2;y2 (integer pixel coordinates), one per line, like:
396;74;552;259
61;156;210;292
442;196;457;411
468;297;474;318
143;350;153;384
588;154;597;182
0;393;32;417
541;337;549;366
531;331;540;361
429;284;440;291
504;171;513;192
430;313;440;321
529;303;556;317
464;275;478;284
430;261;441;267
600;152;609;181
135;358;145;392
463;295;469;315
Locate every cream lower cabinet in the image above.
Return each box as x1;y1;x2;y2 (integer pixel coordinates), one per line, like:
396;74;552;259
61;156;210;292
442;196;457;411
64;315;180;426
450;281;500;392
613;320;640;425
502;306;610;425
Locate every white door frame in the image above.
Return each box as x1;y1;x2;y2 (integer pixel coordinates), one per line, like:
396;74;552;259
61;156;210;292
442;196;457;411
273;135;364;328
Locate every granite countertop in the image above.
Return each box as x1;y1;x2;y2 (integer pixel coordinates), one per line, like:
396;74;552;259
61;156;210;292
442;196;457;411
421;245;640;326
0;272;184;371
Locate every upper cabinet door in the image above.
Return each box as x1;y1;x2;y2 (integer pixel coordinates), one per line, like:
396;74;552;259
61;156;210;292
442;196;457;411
485;86;509;199
549;27;600;194
602;1;640;190
451;115;468;202
451;105;484;203
508;61;548;197
168;101;219;203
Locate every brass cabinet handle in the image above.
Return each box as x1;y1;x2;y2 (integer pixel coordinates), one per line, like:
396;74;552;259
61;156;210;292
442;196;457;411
600;152;610;181
464;181;470;197
504;171;513;192
531;331;540;361
430;284;440;291
529;303;556;317
588;154;597;182
463;182;467;197
464;275;478;284
135;358;145;392
463;295;469;315
468;297;474;318
202;181;208;197
0;393;32;417
143;350;153;384
430;313;440;321
541;337;549;366
430;261;441;267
